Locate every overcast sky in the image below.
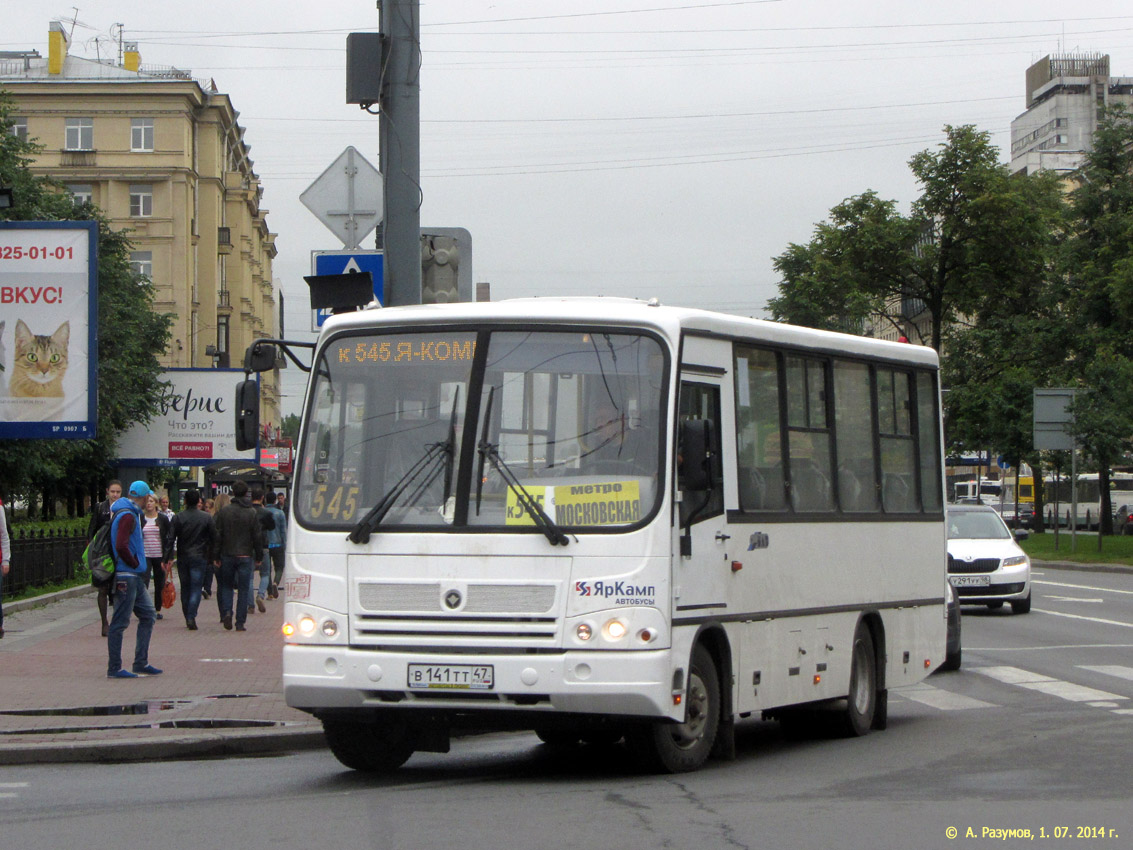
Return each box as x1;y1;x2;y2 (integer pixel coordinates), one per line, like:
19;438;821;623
5;1;1133;415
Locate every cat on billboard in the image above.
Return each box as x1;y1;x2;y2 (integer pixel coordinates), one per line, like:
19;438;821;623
0;221;98;439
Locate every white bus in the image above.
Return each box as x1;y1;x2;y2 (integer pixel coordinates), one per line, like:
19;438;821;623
1044;472;1133;529
258;297;947;773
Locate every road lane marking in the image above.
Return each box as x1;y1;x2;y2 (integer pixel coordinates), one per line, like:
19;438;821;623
1032;579;1133;596
1078;665;1133;682
965;644;1133;651
1045;596;1104;603
1033;609;1133;629
974;666;1127;703
897;683;997;710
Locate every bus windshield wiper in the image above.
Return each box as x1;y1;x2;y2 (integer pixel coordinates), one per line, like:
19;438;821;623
477;439;569;547
348;438;452;544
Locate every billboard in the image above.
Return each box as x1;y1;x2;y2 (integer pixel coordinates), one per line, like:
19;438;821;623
116;368;258;467
0;221;99;439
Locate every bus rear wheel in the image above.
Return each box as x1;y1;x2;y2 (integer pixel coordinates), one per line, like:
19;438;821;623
627;645;719;773
322;716;415;773
840;623;877;737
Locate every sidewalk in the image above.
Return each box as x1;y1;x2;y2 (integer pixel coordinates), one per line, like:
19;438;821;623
0;586;325;765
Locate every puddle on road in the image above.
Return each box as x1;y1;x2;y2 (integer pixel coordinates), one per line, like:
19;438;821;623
0;694;260;718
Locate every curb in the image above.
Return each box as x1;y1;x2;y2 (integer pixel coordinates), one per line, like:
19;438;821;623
1031;559;1133;575
0;726;327;766
4;584;96;615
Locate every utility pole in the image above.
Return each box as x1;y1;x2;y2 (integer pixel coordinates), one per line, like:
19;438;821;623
379;0;422;305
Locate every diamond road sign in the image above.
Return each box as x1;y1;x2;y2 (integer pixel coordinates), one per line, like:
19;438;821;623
310;250;384;331
300;146;383;249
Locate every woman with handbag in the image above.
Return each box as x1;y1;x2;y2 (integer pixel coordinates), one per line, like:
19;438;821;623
141;494;173;620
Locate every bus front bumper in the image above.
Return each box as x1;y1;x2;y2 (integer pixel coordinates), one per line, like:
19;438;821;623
283;644;680;721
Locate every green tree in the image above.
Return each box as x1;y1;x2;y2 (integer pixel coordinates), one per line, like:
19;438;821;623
281;413;301;441
0;90;173;515
1059;105;1133;533
770;125;1064;352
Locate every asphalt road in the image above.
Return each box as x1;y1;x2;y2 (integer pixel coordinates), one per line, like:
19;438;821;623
1;566;1129;850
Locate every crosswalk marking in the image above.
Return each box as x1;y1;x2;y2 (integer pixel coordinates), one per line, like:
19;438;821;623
897;683;997;710
974;666;1127;704
1078;665;1133;682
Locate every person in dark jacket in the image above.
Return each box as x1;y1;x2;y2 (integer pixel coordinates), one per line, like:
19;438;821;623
88;479;122;637
213;480;265;632
106;481;162;679
169;489;217;630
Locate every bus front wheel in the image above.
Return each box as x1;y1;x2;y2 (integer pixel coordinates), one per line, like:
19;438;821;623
840;623;877;737
322;716;415;773
627;645;719;773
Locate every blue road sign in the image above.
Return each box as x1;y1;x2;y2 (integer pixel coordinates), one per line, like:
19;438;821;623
311;250;384;329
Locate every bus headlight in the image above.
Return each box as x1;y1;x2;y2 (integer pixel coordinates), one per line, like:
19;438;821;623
576;623;593;641
603;619;627;641
321;619;339;638
298;615;317;637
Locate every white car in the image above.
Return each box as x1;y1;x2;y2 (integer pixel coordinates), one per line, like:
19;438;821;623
946;505;1032;614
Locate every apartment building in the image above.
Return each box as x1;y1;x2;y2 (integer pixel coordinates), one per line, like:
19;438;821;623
0;22;282;427
1010;53;1133;176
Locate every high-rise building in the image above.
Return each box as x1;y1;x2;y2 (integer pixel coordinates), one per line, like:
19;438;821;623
1010;53;1133;176
0;21;282;427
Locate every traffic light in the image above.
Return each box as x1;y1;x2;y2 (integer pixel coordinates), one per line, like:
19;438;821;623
420;234;460;304
235;379;259;452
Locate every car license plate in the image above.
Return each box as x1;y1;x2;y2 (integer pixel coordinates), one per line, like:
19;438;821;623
950;575;991;587
407;663;494;690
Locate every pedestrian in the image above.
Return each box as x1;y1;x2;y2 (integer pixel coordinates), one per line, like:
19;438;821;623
106;480;162;678
213;481;264;632
201;492;229;600
0;494;10;640
141;494;173;620
275;491;287;515
250;485;276;614
168;489;217;630
88;479;122;637
262;490;287;600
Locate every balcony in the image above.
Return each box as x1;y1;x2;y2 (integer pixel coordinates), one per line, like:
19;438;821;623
60;149;96;167
218;289;231;309
218;226;233;254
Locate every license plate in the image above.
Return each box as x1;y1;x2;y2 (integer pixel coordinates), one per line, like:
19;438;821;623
407;663;494;690
950;575;991;587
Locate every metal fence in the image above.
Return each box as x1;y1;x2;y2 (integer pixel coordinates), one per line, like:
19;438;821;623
1;528;86;596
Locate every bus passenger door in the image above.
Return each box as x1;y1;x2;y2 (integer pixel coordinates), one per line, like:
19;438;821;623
675;375;734;617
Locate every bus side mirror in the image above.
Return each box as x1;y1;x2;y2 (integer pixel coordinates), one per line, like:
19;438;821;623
679;419;714;492
243;341;278;373
235;379;259;452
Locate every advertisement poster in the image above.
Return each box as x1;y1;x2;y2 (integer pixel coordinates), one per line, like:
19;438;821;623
116;368;257;467
0;221;98;439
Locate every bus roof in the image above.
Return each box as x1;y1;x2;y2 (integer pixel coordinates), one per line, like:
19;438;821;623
319;296;940;368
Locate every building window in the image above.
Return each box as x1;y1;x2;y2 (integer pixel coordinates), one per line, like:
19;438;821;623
10;117;28;141
129;183;153;217
65;117;93;150
66;183;93;205
129;251;153;282
131;118;154;152
217;315;230;368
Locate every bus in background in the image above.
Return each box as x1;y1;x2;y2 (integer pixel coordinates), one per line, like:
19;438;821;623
251;297;947;774
1044;472;1133;529
952;478;1002;507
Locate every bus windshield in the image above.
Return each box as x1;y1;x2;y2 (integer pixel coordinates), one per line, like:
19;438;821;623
295;327;667;533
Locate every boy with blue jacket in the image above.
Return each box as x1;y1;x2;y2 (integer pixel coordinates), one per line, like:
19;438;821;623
106;480;163;679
